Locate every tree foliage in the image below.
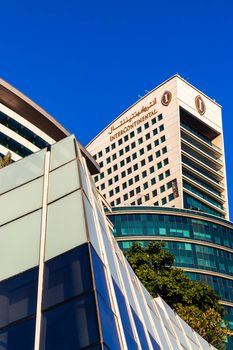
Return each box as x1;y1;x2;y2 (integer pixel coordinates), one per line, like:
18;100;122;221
0;152;12;169
125;242;231;349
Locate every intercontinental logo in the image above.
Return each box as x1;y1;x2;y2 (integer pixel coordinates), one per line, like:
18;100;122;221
161;91;172;106
195;95;206;115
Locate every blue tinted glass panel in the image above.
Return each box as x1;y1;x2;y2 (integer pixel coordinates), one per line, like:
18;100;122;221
113;278;134;336
91;247;111;308
0;318;35;350
149;333;160;349
41;293;100;350
42;244;92;310
97;293;121;350
0;267;38;328
131;308;150;350
124;330;138;350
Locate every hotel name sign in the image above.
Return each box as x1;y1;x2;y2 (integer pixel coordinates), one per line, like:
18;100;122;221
109;98;157;141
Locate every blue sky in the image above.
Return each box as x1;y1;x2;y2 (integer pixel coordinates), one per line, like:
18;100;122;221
1;0;233;218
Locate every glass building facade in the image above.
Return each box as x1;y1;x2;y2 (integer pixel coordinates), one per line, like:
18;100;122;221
0;135;217;350
108;206;233;348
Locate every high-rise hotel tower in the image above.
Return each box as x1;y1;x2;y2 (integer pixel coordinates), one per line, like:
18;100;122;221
87;75;228;220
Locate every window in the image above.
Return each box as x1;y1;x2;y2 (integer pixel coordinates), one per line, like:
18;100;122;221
110;201;115;206
122;182;127;189
135;175;140;182
123;194;128;201
98;151;103;158
114;175;119;182
153;128;158;136
126;156;131;164
109;190;114;197
158;114;163;121
165;169;170;177
144;122;149;129
120;160;125;167
124;135;129;142
161;197;167;205
101;183;105;190
160;185;165;193
143;182;148;190
94;176;98;182
139;148;144;156
111;143;116;150
108;179;113;186
105;146;110;153
162;146;167;154
99;161;103;168
142;170;147;178
145;133;150;140
152;117;156;125
131;142;136;149
137;198;142;205
112;153;117;160
136;186;141;194
154;201;158;206
160;135;166;143
128;179;133;186
144;194;150;201
147;144;152;151
159;125;164;132
159;173;164;181
155;150;161;158
157;161;162;169
133;164;138;171
131;201;136;205
115;186;120;194
168;193;174;201
138;137;143;144
113;164;118;171
119;149;124;156
154;139;159;146
100;173;104;179
148;155;153;162
121;171;126;178
132;152;137;160
130;131;135;138
107;168;112;175
116;198;121;205
167;181;172;189
137;126;142;134
129;190;134;197
164;158;169;165
125;145;130;152
118;139;123;146
152;189;157;197
149;166;155;174
141;159;146;166
106;157;111;164
151;178;156;185
93;155;97;160
127;167;132;175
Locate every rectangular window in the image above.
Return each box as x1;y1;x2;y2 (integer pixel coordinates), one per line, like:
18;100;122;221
142;170;147;178
165;169;170;177
153;128;158;136
99;161;104;167
128;179;133;186
111;143;116;150
115;186;120;194
130;131;135;138
136;186;141;194
127;168;132;175
162;146;167;154
108;179;113;186
160;135;166;143
163;158;169;165
160;185;165;193
137;198;142;205
109;190;114;197
114;175;119;182
98;151;103;158
137;126;142;134
124;135;129;142
151;178;156;185
101;183;105;190
107;168;112;175
100;173;104;179
125;145;130;152
105;146;110;153
112;153;117;160
154;139;159;146
118;139;123;146
144;122;149;129
131;142;136;149
159;125;164;132
119;149;124;156
135;175;140;182
94;175;98;182
145;133;150;140
149;166;155;174
106;157;111;164
126;156;131;164
152;189;157;197
144;194;150;201
157;161;162;169
129;190;134;197
147;144;152;151
133;164;138;171
120;160;125;167
138;137;143;144
168;193;174;201
113;164;118;171
116;198;121;205
139;148;144;156
93;155;97;160
154;201;158;206
161;197;167;205
141;159;146;166
167;181;172;189
143;182;148;190
158;114;163;121
148;155;153;162
121;171;126;178
155;150;161;158
151;117;156;125
122;182;127;189
123;194;128;201
158;173;164;181
132;152;137;160
110;201;115;206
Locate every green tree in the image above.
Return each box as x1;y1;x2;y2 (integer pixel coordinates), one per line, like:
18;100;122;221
125;242;231;349
0;152;12;169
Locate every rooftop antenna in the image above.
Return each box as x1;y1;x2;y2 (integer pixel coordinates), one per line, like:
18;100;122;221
145;90;149;93
138;94;142;99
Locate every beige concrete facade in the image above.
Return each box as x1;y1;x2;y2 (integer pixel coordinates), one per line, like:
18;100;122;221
87;75;228;219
